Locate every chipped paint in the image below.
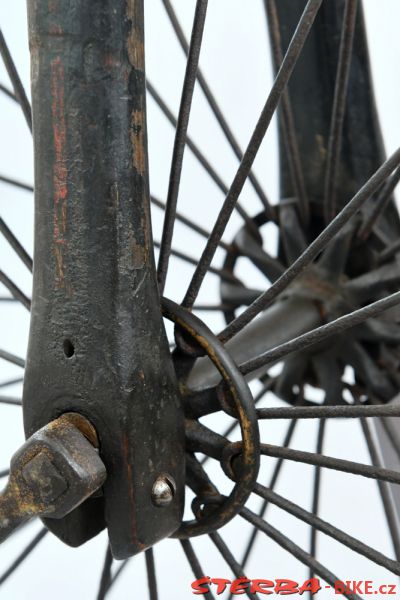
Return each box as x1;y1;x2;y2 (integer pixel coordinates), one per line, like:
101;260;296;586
130;109;146;176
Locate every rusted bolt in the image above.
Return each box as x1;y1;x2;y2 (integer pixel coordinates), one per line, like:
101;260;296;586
0;414;106;544
151;474;175;507
22;452;68;504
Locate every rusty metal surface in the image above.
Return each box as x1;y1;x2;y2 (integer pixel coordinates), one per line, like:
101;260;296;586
210;0;400;534
16;0;400;566
0;415;106;543
24;0;185;558
162;298;260;538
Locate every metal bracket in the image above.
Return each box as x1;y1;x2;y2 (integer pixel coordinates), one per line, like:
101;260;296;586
24;0;185;558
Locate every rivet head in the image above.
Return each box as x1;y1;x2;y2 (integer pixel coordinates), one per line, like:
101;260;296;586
151;474;175;507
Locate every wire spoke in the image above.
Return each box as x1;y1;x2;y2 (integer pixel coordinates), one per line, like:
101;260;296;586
0;349;25;369
193;303;235;312
151;194;230;251
253;482;400;575
154;240;239;284
240;508;362;600
323;0;358;223
0;396;22;406
0;270;31;311
358;411;400;561
1;0;400;594
180;539;216;600
200;380;274;467
239;419;298;573
157;0;208;293
264;0;309;223
0;217;33;272
0;528;48;586
96;544;113;600
145;548;158;600
220;147;400;343
147;85;257;235
259;443;400;484
379;238;400;264
0;29;32;131
0;82;17;102
256;403;400;420
309;419;326;579
209;532;258;600
317;221;355;278
103;559;131;596
368;395;400;463
241;289;400;375
233;226;286;281
147;81;228;196
0;376;23;389
182;0;323;310
359;165;400;240
161;0;272;213
0;174;33;193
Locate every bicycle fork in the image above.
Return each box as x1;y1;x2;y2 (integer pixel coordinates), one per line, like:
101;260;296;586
0;0;185;559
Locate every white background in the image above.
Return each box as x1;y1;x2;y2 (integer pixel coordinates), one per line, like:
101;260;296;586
0;1;400;598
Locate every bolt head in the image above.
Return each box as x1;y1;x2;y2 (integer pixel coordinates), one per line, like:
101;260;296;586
151;475;175;507
22;452;68;504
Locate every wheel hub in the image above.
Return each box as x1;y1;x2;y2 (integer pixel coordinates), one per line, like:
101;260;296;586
218;203;400;406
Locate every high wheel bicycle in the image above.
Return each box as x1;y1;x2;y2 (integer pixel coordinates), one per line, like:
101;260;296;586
1;0;400;598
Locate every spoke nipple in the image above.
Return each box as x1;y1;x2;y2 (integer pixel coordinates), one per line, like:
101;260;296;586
151;474;175;507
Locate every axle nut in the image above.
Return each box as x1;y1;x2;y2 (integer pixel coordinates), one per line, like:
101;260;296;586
22;452;68;504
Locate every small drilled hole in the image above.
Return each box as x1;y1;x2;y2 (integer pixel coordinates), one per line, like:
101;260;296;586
63;339;75;358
